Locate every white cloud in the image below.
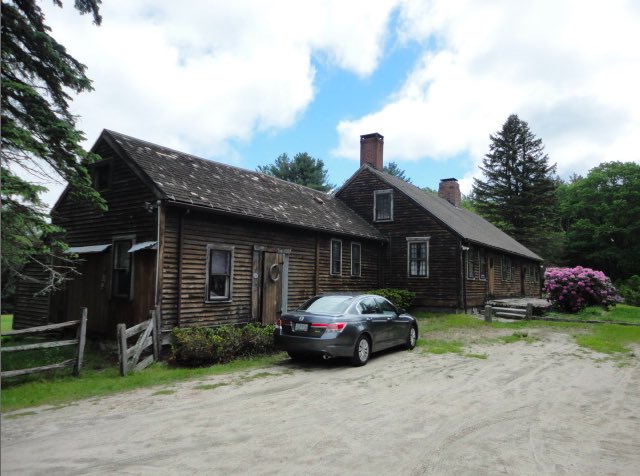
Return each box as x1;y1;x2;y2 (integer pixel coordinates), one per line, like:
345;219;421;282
42;0;399;159
334;0;640;191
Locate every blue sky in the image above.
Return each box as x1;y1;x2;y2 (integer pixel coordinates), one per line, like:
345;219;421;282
35;0;640;208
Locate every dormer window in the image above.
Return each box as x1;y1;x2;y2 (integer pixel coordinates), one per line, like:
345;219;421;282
374;189;393;222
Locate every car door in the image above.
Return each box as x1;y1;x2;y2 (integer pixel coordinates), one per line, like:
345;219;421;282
358;297;389;349
375;297;408;345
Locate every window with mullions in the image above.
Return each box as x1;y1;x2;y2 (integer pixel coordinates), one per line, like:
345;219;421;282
112;238;133;299
407;238;429;277
206;245;234;301
479;250;487;280
351;242;361;277
330;239;342;276
374;189;393;222
501;255;512;281
466;246;477;279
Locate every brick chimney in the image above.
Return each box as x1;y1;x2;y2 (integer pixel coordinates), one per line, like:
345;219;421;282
360;133;384;170
438;178;461;207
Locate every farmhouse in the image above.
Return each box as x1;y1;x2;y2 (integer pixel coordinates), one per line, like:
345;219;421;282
14;131;542;334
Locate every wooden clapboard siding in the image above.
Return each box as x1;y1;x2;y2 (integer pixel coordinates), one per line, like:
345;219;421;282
46;140;159;335
12;259;50;329
159;207;381;329
51;141;157;246
337;169;460;308
316;237;381;293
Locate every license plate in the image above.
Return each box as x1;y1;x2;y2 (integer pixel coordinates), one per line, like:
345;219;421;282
294;323;308;332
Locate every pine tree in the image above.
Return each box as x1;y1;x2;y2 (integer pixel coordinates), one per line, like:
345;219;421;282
258;152;334;191
1;0;105;298
472;114;560;259
383;161;412;183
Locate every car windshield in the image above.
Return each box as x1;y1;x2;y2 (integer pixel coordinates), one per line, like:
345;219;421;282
298;295;354;314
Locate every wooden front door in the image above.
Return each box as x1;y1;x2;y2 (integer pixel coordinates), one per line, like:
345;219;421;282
487;257;495;298
252;247;289;325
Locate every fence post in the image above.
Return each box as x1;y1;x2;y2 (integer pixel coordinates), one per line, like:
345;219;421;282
73;307;88;376
151;309;160;361
484;305;493;323
526;303;533;320
117;323;127;376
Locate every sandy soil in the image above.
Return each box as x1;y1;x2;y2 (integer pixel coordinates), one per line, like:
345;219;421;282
2;329;639;475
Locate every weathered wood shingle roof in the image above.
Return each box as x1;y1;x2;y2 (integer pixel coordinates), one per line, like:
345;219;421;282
101;130;383;241
340;165;542;261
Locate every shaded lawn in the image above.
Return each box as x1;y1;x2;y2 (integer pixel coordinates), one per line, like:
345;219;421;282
1;314;13;333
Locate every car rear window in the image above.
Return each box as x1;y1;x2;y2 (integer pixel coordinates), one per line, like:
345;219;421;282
298;296;354;314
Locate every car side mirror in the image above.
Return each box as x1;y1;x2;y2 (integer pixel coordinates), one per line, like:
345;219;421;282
397;308;406;315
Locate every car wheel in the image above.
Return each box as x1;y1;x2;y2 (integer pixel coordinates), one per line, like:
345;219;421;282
351;335;371;367
405;325;418;350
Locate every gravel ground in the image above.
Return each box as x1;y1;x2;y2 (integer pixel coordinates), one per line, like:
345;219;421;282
2;328;639;475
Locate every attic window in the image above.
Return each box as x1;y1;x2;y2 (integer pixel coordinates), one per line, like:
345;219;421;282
374;189;393;222
93;162;111;191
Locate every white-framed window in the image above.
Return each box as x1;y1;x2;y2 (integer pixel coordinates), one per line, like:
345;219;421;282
407;237;430;278
479;250;487;280
112;235;135;299
351;242;361;277
205;244;234;302
501;255;512;281
374;189;393;222
330;239;342;276
466;246;477;279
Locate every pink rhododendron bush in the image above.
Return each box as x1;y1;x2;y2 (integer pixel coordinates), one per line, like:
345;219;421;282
544;266;621;313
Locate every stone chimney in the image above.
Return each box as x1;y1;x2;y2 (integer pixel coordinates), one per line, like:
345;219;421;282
438;178;461;207
360;133;384;170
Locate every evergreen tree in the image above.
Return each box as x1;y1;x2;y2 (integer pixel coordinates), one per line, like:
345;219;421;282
258;152;334;191
1;0;105;297
472;114;559;259
383;161;412;183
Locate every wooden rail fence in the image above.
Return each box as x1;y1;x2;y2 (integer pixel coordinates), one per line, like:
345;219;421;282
117;309;162;376
484;303;533;322
0;308;88;378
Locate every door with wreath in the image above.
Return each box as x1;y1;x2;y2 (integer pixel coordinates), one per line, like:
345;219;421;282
252;247;289;325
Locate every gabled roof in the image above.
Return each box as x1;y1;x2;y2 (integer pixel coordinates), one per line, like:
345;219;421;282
97;130;383;241
337;165;542;261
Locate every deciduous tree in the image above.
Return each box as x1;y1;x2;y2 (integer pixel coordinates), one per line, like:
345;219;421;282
559;161;640;280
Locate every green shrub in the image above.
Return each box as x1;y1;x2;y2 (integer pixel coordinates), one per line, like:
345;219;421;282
171;327;224;367
171;323;277;367
365;288;416;310
619;275;640;306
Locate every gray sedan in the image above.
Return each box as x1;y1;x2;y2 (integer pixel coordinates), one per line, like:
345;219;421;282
274;294;418;366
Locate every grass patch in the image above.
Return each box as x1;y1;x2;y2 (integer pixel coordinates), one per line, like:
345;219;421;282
193;382;229;391
151;389;176;396
417;338;463;354
1;314;13;333
416;312;640;358
500;332;537;344
1;353;286;412
464;353;488;359
546;304;640;325
575;324;640;355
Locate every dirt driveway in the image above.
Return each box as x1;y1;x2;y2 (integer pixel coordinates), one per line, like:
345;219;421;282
2;329;640;475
